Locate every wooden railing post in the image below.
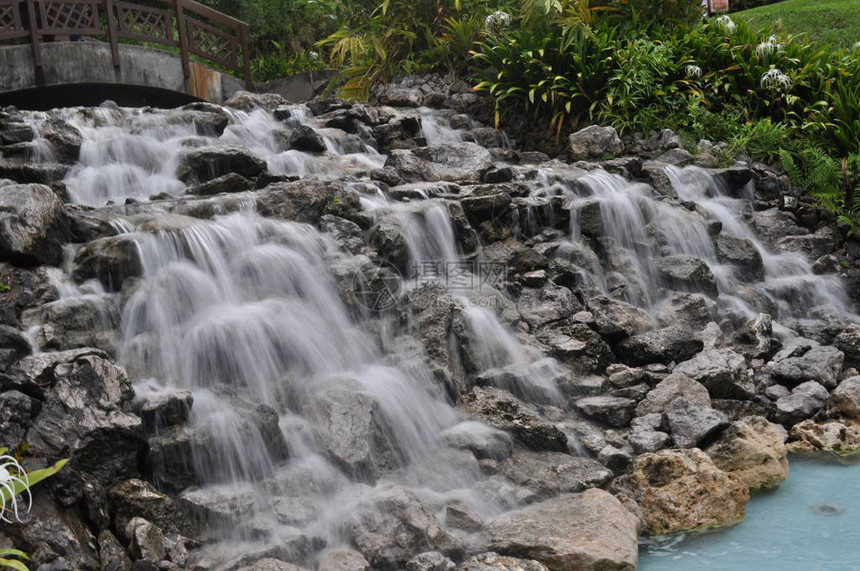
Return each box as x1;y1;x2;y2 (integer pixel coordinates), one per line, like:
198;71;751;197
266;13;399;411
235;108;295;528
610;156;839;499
239;22;251;90
104;0;120;67
174;0;190;80
26;0;40;67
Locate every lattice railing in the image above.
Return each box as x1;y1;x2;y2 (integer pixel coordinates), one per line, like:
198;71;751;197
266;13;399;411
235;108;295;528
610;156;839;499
0;0;251;88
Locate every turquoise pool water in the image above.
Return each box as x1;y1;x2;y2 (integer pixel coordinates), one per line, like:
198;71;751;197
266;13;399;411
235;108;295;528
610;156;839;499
639;455;860;571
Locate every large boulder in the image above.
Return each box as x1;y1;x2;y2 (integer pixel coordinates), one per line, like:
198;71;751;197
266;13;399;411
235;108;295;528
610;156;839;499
180;146;266;183
653;293;713;330
828;376;860;420
108;478;201;539
319;546;371;571
612;448;750;535
386;143;493;183
575;396;636;427
617;325;704;366
463;387;567;452
498;452;612;500
664;398;729;448
635;372;711;417
715;235;764;281
773;381;829;425
485;489;638;571
704;416;788;490
787;418;860;455
768;343;844;389
72;234;142;291
347;485;460;570
0;182;71;266
22;295;120;353
673;349;753;400
516;284;582;329
749;210;807;249
655;255;718;297
568;126;624;161
585;296;653;341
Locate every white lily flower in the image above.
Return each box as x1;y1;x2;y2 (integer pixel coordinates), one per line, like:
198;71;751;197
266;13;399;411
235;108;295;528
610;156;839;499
0;453;31;523
485;11;512;32
685;65;703;78
760;68;792;91
715;15;736;33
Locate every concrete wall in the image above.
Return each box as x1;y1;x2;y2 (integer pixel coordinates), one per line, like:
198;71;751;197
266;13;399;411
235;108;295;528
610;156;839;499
255;70;338;103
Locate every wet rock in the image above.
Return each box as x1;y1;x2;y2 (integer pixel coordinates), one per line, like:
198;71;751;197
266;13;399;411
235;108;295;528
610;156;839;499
256;179;360;225
834;324;860;367
318;546;370;571
108;479;201;540
715;235;764;281
180;146;266;183
768;343;844;389
445;504;484;531
0;389;36;444
413;143;493;182
704;416;788;490
456;552;548;571
516;284;581;329
482;239;548;274
828;376;860;420
773;381;829;425
0;324;32;370
612;448;749;535
406;552;455;571
498;452;612;500
98;529;133;571
348;485;459;570
653;293;713;330
0;182;70;266
775;229;838;259
22;295;119;353
459;189;513;226
223;91;289;111
749;210;807;249
585;295;653;341
617;325;704;366
787;418;860;454
178;485;255;529
319;214;365;255
0;159;69;185
438;421;513;461
597;444;635;472
367;219;408;271
655;255;718;297
42;118;84;162
134;391;194;432
187;173;253;196
288;125;328;153
635;372;711;416
72;234;142;291
126;518;165;562
673;349;753;400
542;324;615;374
575;396;636;427
664;398;729;448
235;559;304;571
18;348;143;484
732;313;774;359
462;387;567;452
485;489;637;571
568;126;624;161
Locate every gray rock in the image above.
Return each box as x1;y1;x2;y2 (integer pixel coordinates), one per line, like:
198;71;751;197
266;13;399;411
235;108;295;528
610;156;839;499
673;349;753;400
459;190;513;225
499;452;612;500
773;381;829;425
108;479;201;540
636;372;711;416
445;504;484;531
98;529;132;571
629;429;671;454
406;552;455;571
654;293;713;330
463;387;568;452
585;296;653;341
187;173;253;196
178;485;255;529
375;86;423;107
574;200;604;238
413;143;493;182
134;391;193;432
597;444;635;472
750;210;807;249
223;90;289;111
125;518;164;562
180;146;266;183
72;234;142;291
568;126;624;161
733;313;774;359
288;125;328;153
456;552;548;571
617;325;704;366
485;489;638;571
516;284;581;328
319;214;365;255
664;398;729;448
348;485;459;570
769;343;844;389
438;421;514;461
828;375;860;420
0;183;70;266
235;559;304;571
22;295;119;353
482;238;548;274
575;396;636;427
656;255;718;297
775;229;837;260
835;324;860;366
715;235;764;281
318;546;370;571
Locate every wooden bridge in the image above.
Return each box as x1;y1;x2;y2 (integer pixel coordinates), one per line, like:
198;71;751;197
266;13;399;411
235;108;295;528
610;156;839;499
0;0;252;105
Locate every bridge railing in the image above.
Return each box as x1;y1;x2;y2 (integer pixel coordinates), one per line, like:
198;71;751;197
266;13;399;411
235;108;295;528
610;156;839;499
0;0;252;89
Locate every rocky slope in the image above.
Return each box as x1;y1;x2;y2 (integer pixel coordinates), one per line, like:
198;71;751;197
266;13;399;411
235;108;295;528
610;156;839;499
0;75;859;571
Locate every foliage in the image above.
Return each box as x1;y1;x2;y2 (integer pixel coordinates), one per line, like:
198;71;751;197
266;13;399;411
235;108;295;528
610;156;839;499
1;447;68;524
0;282;9;294
780;149;860;229
0;549;28;571
252;42;327;82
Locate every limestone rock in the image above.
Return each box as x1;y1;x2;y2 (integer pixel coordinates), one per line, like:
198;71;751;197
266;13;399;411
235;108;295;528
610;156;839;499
673;349;753;400
568;126;624;161
498;452;612;500
463;387;567;452
585;295;653;341
0;182;71;266
705;416;788;490
456;552;548;571
655;255;718;297
635;373;711;417
787;418;860;455
664;398;729;448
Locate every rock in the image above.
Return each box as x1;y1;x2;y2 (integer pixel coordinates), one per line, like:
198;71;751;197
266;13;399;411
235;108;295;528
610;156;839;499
319;214;365;255
617;325;704;366
18;349;143;484
438;421;513;461
235;559;304;571
575;396;636;427
0;182;70;266
635;372;711;416
445;504;484;531
835;324;860;366
828;376;860;420
0;324;32;370
732;313;774;359
664;398;729;448
485;489;638;571
585;296;653;341
543;324;615;374
288;125;328;153
178;485;255;528
22;294;119;353
108;479;201;540
655;255;718;297
629;428;671;454
347;485;459;570
126;518;165;562
482;239;548;274
180;146;266;183
673;349;753;400
459;190;513;226
775;231;837;260
704;416;788;490
0;159;69;184
134;391;194;431
715;235;764;281
653;293;713;330
413;143;493;182
319;546;370;571
375;86;423;107
98;529;133;571
787;418;860;454
516;284;581;328
187;173;253;196
597;444;634;472
773;381;829;425
72;234;142;291
749;210;807;249
256;179;360;225
456;552;548;571
769;344;843;389
406;552;455;571
462;387;568;452
568;126;624;161
498;452;612;500
223;91;289;111
612;448;749;535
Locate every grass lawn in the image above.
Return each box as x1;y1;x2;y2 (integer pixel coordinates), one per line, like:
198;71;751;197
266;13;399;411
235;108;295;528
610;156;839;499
733;0;860;49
